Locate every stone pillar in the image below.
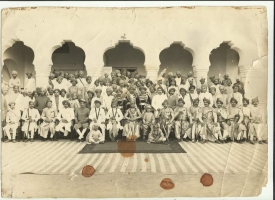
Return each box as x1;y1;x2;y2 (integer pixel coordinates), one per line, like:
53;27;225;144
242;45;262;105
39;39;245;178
82;45;105;81
239;66;249;82
35;65;52;88
144;52;160;83
192;49;211;87
32;51;52;88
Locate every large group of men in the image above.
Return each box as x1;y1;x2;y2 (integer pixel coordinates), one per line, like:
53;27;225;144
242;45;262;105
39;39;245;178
1;68;267;145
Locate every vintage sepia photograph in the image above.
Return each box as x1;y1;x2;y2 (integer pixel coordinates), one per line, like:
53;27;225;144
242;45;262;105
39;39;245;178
1;2;273;198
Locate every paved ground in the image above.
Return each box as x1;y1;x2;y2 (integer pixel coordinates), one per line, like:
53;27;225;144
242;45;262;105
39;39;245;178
1;140;268;198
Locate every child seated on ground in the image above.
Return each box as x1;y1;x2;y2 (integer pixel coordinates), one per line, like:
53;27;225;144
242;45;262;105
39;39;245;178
86;124;104;144
147;123;166;144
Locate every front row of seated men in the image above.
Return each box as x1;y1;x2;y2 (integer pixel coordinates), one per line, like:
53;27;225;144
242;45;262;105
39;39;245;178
2;94;267;145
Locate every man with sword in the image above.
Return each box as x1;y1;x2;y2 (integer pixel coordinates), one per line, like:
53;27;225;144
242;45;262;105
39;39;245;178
171;98;192;142
21;101;40;142
198;97;221;144
157;100;174;142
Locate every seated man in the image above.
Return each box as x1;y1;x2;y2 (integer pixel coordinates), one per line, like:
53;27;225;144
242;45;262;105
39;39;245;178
147;123;166;144
56;100;74;137
142;104;155;140
226;97;245;143
21;101;40;142
123;103;142;141
157;100;174;140
106;99;124;141
74;99;90;142
172;98;192;142
3;102;21;143
86;124;104;144
89;100;106;141
214;98;229;142
40;100;58;141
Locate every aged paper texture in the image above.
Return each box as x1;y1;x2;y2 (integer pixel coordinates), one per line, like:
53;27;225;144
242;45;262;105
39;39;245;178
1;5;271;198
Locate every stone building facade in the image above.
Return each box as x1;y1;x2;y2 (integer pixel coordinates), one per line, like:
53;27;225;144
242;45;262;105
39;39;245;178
2;7;268;117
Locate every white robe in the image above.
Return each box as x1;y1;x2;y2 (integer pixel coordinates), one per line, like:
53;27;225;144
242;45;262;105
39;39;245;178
24;78;36;92
199;92;214;108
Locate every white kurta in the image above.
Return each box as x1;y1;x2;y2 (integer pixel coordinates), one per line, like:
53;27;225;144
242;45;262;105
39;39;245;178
90;96;103;109
178;94;192;108
4;109;21;139
103;95;114;111
24;78;36;92
22;96;33;111
178;83;190;92
199;92;214;108
54;81;68;91
21;108;40;132
56;108;74;132
77;78;87;88
49;95;65;112
89;107;106;139
175;77;182;87
6;93;24;112
9;78;21;90
151;94;167;110
228;92;243;108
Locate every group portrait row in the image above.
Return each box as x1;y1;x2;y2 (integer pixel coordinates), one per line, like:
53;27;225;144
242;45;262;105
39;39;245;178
1;68;267;145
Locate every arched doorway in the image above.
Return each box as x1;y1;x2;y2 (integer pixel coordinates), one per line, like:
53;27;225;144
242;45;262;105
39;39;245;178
103;40;146;75
3;41;35;89
52;42;86;75
159;43;193;76
208;42;240;81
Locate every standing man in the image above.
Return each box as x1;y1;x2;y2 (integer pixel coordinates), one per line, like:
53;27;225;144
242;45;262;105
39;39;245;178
151;87;167;118
6;85;24;112
175;71;182;87
1;86;9;140
250;97;267;144
222;74;233;95
199;84;213;108
103;87;114;112
77;70;87;98
155;78;167;94
24;72;36;93
8;70;21;93
34;88;50;115
228;84;243;108
217;86;228;106
235;79;245;96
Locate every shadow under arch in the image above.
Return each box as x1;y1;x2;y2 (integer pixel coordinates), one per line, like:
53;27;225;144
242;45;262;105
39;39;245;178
158;42;194;76
3;41;35;88
208;42;240;82
51;41;86;74
103;40;146;75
